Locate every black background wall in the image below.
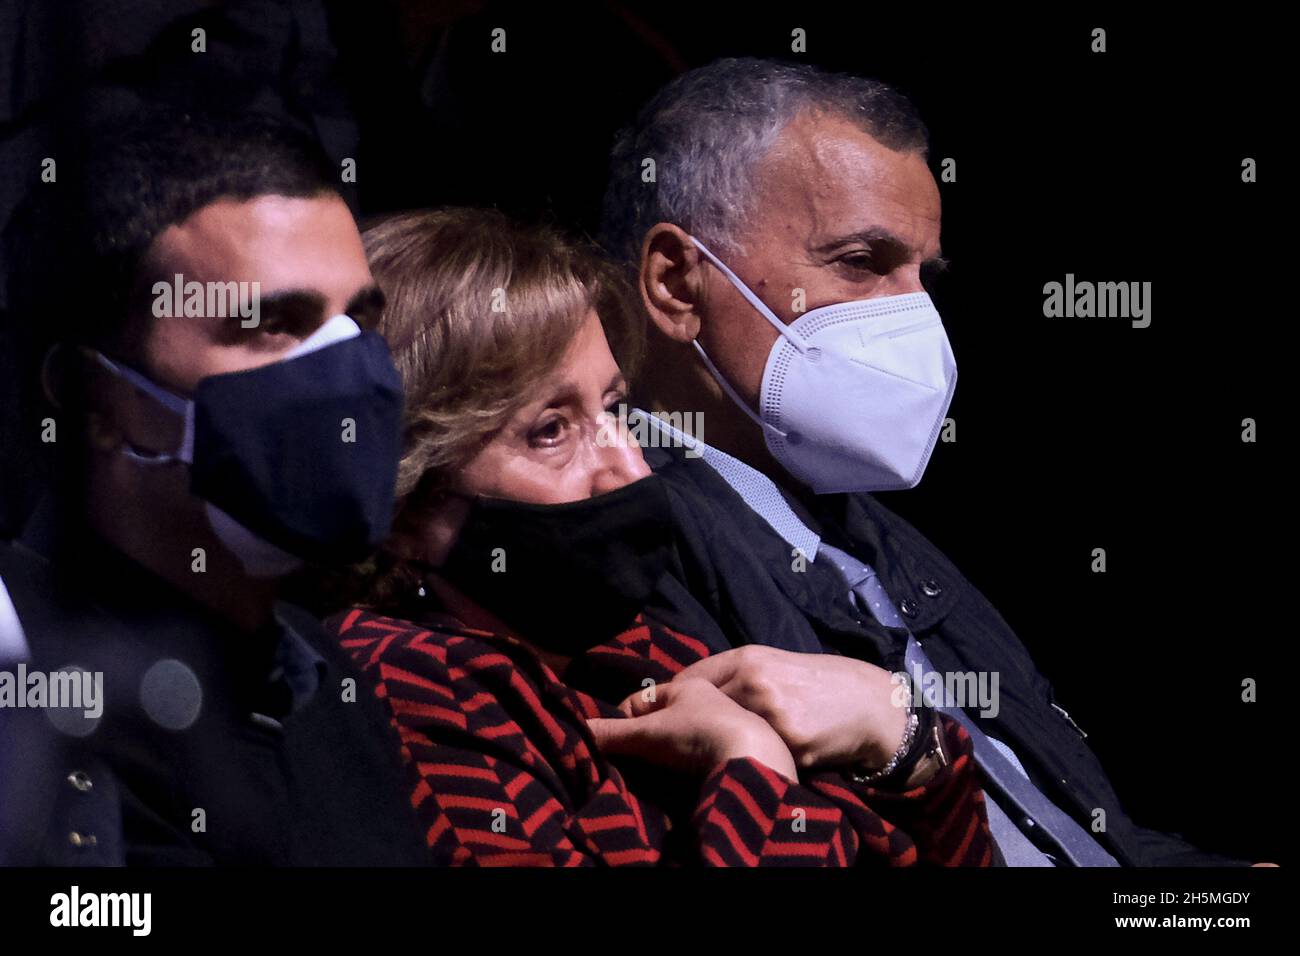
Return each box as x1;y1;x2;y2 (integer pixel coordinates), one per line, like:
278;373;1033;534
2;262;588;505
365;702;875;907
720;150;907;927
0;1;1284;864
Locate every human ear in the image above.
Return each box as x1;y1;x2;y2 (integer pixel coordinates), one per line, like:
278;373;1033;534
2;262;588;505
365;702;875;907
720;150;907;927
392;492;473;568
639;223;706;344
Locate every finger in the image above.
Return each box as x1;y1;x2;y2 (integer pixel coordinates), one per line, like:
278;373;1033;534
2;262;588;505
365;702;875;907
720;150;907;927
586;714;659;759
615;683;666;718
587;712;702;776
674;648;748;688
689;666;771;714
585;716;626;750
669;673;746;715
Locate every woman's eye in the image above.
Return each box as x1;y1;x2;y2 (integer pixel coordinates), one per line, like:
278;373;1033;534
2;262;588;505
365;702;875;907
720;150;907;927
529;416;568;447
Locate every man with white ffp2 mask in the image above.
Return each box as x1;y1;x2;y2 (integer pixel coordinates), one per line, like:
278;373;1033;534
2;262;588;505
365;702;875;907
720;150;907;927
600;57;1263;866
687;235;957;494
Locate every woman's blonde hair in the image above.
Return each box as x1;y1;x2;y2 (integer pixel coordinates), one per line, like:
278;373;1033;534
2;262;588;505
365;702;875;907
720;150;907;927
310;207;644;611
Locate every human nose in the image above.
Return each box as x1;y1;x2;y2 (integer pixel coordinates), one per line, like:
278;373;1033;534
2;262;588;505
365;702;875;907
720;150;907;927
885;265;927;296
590;411;652;496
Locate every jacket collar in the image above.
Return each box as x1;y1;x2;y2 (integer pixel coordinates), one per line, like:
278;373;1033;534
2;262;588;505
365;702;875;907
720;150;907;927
635;410;821;559
636;410;960;632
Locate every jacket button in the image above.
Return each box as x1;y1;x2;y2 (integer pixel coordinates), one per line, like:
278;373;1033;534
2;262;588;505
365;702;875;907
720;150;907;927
921;579;943;598
68;831;98;848
67;770;93;793
1022;816;1037;830
899;598;919;618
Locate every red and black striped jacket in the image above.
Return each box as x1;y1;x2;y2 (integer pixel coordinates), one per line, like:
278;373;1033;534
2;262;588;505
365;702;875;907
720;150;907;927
329;607;995;867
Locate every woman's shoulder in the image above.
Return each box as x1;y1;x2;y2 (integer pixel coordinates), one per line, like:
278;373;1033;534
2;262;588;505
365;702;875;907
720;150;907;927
325;605;495;637
323;607;603;754
323;606;567;695
324;607;499;668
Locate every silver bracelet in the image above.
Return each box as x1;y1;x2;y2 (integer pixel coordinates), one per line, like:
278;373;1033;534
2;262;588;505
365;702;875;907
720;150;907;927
847;706;921;785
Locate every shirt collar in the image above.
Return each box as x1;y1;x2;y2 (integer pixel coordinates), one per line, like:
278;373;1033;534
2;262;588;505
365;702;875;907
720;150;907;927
634;409;822;561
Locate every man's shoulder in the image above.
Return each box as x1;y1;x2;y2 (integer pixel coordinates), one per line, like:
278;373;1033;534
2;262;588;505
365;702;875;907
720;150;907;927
0;536;153;669
0;541;132;865
0;539;38;662
0;537;63;625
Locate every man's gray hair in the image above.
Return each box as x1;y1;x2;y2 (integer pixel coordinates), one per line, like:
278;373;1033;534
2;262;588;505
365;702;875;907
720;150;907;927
600;57;929;266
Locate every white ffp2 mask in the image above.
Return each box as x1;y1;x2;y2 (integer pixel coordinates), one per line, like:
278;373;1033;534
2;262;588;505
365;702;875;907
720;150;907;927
690;237;957;494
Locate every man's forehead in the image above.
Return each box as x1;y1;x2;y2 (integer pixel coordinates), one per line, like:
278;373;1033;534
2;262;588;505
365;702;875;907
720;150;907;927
754;111;940;250
148;194;366;288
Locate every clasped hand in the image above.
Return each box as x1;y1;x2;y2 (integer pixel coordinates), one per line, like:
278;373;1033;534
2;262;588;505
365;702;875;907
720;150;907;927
587;645;912;782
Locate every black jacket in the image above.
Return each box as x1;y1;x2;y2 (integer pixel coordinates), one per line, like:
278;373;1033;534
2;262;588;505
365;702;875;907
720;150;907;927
644;445;1246;867
0;501;429;866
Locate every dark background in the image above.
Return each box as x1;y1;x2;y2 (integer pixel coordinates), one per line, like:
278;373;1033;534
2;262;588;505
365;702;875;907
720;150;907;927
0;1;1284;863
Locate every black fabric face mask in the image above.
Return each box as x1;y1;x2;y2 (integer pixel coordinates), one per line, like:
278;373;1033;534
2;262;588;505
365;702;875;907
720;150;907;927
92;318;405;567
191;330;404;563
437;475;678;656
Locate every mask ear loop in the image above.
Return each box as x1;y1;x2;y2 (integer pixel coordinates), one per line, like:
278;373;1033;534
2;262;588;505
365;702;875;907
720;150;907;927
687;236;804;441
90;315;358;463
83;349;196;466
690;237;807;352
690;339;787;440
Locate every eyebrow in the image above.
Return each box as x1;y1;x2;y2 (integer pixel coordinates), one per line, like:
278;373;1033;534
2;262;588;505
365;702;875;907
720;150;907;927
345;284;387;329
254;289;328;328
535;370;628;415
211;288;326;342
233;284;387;337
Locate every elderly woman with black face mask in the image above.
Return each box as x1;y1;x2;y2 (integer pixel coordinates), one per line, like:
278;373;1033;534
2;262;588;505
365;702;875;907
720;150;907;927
314;207;994;867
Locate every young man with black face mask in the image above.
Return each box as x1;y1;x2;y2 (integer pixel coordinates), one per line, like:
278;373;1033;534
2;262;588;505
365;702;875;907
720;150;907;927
0;109;428;865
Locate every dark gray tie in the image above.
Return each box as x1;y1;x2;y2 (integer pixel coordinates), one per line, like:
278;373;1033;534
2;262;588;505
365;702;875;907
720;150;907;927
817;542;1119;867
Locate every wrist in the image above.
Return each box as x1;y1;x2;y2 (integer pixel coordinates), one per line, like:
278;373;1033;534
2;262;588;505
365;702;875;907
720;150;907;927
900;717;949;788
846;689;938;789
852;698;913;768
847;711;919;785
718;723;797;779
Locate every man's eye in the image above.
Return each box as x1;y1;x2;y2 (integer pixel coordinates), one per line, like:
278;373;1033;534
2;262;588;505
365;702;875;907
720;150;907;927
836;253;877;274
604;394;629;417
